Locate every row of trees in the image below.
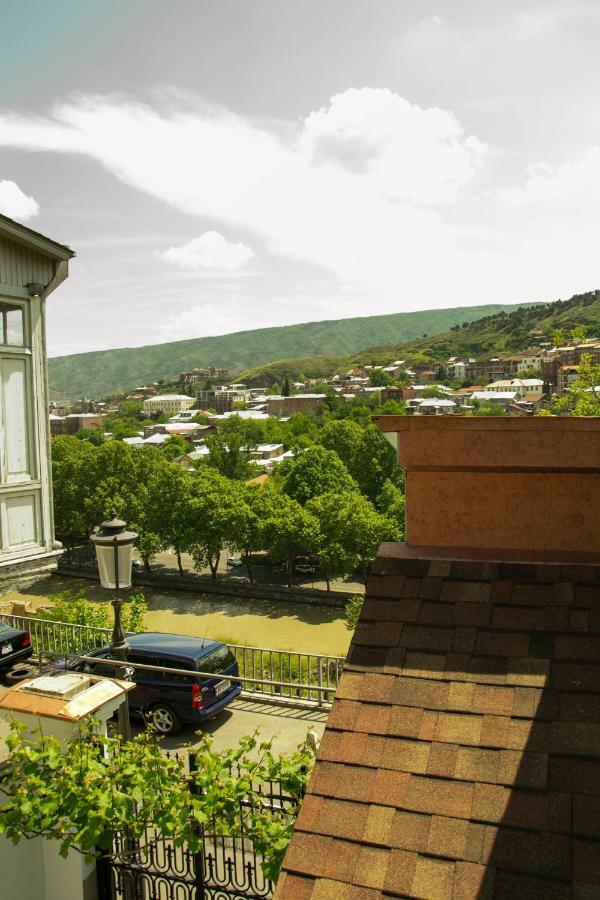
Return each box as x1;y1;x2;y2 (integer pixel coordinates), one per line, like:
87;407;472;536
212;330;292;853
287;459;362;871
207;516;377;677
53;435;404;587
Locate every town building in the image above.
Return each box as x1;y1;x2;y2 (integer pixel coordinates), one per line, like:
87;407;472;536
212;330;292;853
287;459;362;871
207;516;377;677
485;378;545;401
266;394;327;416
0;213;74;590
179;366;229;385
142;394;195;416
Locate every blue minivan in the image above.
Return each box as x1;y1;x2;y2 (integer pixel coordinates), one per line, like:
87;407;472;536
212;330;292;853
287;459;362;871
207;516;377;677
70;632;241;735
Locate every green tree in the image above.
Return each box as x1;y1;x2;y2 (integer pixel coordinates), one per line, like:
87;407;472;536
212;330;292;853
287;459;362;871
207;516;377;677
0;723;313;883
36;589;147;634
307;492;359;589
160;434;192;460
264;494;319;587
188;468;240;578
280;446;358;506
369;369;393;387
549;354;600;415
51;436;97;550
344;594;364;630
205;424;254;480
74;427;104;446
320;421;400;502
309;492;399;584
153;465;195;576
83;443;171;573
377;479;406;535
227;484;280;583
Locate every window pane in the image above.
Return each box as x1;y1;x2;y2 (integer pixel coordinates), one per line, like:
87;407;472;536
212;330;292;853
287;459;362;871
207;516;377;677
5;307;24;345
198;645;236;674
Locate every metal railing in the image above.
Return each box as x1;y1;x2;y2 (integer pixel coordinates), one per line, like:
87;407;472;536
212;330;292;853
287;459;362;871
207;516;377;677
0;613;344;707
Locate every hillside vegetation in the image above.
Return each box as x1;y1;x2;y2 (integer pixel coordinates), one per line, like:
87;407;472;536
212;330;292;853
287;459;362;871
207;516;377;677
48;302;536;398
237;290;600;385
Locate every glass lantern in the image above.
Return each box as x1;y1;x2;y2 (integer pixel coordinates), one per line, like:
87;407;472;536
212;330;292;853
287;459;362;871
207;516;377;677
90;510;138;591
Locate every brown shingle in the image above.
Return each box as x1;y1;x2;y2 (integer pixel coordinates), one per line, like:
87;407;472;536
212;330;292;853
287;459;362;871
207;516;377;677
573;796;600;838
317;799;369;842
472;685;514;716
352;846;389;890
427;815;470;858
383;849;417;894
403;775;474;819
371;768;411;807
379;736;431;774
411;856;455;900
447;681;476;711
391;675;449;710
310;879;381;900
354;703;391;735
434;712;483;746
389;810;431;852
497;750;548;789
361;804;395;846
273;872;315;899
455;747;500;783
426;742;458;778
453;861;494;900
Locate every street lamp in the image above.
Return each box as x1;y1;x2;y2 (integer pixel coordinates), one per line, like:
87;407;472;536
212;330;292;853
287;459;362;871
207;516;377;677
90;509;138;741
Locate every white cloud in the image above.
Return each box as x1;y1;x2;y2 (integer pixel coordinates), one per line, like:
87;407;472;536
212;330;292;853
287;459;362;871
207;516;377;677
0;90;483;301
502;146;600;205
0;180;39;221
300;88;485;204
160;231;253;270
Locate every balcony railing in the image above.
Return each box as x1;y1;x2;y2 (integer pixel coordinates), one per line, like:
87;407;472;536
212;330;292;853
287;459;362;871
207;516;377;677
0;613;344;707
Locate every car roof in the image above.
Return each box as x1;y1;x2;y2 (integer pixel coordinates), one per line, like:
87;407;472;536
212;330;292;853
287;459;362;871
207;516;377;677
126;632;224;661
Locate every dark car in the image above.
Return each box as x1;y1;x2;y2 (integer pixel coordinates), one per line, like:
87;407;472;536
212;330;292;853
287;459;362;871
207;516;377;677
62;632;241;735
0;621;32;671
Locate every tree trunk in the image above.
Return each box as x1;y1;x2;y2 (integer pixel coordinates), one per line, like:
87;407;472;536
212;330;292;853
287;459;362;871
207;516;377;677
286;558;292;588
210;552;220;579
176;548;184;577
325;575;330;591
143;558;151;575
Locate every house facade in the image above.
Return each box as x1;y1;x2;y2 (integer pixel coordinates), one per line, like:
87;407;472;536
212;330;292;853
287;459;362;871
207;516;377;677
142;394;195;415
0;213;74;590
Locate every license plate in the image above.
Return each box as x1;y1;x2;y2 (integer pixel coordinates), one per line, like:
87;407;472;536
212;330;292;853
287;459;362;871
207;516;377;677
215;679;231;697
1;643;13;655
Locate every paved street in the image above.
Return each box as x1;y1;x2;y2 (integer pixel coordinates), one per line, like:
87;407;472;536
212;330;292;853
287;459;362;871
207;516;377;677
160;698;329;758
146;548;365;596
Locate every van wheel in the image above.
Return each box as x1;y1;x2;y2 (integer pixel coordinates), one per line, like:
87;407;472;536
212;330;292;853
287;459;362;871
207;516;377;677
148;704;181;736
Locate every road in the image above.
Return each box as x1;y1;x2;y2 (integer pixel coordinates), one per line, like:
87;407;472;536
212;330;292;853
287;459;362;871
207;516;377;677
146;548;365;596
160;698;329;758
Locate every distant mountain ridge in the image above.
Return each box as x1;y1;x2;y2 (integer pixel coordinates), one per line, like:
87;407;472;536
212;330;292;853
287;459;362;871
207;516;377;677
235;290;600;385
48;302;538;398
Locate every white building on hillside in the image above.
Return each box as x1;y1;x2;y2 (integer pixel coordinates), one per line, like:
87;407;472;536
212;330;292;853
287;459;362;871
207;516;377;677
142;394;195;415
485;378;545;401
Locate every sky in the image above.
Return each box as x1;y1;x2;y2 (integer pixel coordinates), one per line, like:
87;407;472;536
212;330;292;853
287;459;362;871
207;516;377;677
2;1;600;357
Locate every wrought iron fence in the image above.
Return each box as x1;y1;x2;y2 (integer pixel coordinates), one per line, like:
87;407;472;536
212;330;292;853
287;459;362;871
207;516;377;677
0;613;344;707
96;752;297;899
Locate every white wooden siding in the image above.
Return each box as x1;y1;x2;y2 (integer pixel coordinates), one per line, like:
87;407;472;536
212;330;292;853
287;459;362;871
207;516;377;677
0;237;54;287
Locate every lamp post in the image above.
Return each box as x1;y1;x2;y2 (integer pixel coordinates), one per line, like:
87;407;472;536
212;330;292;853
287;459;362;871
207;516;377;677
90;509;138;742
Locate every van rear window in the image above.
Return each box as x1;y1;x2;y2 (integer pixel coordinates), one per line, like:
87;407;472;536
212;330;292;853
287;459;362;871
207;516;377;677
198;645;235;674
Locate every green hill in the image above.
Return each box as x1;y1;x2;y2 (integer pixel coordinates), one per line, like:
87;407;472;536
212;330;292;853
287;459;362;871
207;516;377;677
236;290;600;385
47;302;536;399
